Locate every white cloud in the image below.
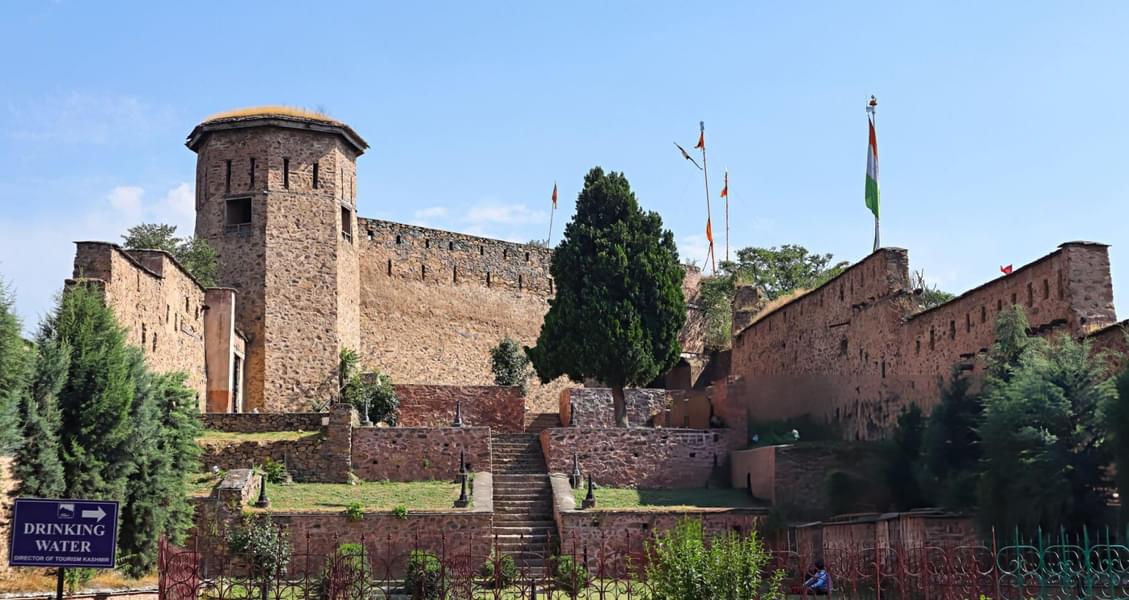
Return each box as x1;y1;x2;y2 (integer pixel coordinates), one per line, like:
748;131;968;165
0;182;195;332
413;206;449;220
463;201;546;227
678;234;711;269
4;92;174;145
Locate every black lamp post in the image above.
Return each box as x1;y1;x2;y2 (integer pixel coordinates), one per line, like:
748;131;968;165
452;399;464;427
581;474;596;509
569;453;582;489
459;450;467;477
254;473;271;508
454;472;470;508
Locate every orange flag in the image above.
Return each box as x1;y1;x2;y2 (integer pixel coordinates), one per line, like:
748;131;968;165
720;171;728;198
552;182;558;209
706;217;714;244
694;130;705;150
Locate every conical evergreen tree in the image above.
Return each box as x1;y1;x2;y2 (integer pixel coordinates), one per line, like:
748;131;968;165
156;371;202;540
118;351;169;577
0;280;28;454
527;167;685;426
41;284;136;502
13;335;68;498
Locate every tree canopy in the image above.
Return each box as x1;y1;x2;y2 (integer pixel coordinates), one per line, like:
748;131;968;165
0;281;27;454
122;223;218;287
527;167;685;426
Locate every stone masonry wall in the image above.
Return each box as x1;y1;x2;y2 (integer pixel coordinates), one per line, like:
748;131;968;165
193;124;360;413
357;219;571;414
560;388;671;427
541;428;733;488
350;426;491;481
201;412;325;432
71;243;209;407
395;384;524;431
731;243;1121;440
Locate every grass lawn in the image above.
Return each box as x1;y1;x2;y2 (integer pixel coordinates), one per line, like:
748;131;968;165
196;430;321;443
573;486;762;510
187;472;222;497
248;480;466;512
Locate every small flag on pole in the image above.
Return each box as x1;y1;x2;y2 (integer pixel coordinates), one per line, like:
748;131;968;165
674;142;702;170
1000;264;1013;275
720;171;728;198
865;109;880;220
694;130;705;150
706;217;714;244
552;182;558;209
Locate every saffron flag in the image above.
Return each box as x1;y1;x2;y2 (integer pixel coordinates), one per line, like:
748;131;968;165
694;130;705;150
865;114;880;219
706;217;714;244
674;142;702;170
552;182;558;209
1000;265;1013;275
721;171;728;198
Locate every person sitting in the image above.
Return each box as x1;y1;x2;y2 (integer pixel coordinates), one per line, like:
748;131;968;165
803;559;831;596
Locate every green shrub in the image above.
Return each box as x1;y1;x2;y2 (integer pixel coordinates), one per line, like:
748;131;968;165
316;543;371;600
392;505;408;520
480;551;517;588
552;554;588;594
490;337;532;393
344;502;364;522
644;519;785;600
226;515;291;577
404;550;444;599
260;458;288;484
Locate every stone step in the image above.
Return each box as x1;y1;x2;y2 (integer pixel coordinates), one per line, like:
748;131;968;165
492;522;556;530
491;490;546;498
492;485;551;493
493;514;555;523
493;473;548;480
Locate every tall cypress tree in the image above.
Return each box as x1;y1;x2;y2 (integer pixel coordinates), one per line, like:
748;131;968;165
527;167;686;426
118;352;169;577
0;280;27;454
41;284;136;503
14;335;68;498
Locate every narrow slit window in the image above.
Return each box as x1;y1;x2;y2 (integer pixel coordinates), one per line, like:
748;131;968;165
425;239;430;249
1027;283;1034;306
981;306;987;323
486;272;492;287
503;248;508;259
453;266;458;283
1043;279;1050;300
386;259;392;276
916;339;921;355
525;251;530;262
312;161;319;189
341;206;353;242
225;160;232;192
1011;292;1017;306
518;275;524;290
448;241;454;251
966;313;971;333
249;158;256;188
421;264;427;280
929;327;935;350
997;299;1003;312
283;158;290;189
152;332;158;352
950;320;956;340
479;246;484;256
839;338;848;356
396;234;402;245
367;230;374;241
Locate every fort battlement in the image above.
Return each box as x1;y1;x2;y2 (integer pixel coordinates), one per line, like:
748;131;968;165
359;218;553;295
731;242;1123;439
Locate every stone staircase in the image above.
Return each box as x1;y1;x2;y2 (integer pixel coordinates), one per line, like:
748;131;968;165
524;412;560;434
491;433;556;572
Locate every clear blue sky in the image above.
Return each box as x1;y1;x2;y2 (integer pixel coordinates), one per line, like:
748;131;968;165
2;1;1127;330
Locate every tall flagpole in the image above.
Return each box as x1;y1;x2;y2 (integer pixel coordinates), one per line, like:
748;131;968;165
724;169;730;263
547;182;557;246
698;121;716;273
867;97;880;252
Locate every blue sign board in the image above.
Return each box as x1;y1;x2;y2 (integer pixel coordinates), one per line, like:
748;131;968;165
9;498;119;568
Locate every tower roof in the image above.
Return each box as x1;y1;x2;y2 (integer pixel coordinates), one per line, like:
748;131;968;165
186;105;368;154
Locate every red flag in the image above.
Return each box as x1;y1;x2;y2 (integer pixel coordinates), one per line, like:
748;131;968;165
694;130;705;150
1000;264;1013;275
720;171;728;198
706;218;714;244
551;183;558;209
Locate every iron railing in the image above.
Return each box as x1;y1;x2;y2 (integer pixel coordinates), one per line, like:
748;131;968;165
158;527;1129;599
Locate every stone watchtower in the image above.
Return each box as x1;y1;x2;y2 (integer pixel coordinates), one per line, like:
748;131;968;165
187;108;368;412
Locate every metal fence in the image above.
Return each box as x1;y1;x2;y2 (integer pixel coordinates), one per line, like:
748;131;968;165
158;528;1129;599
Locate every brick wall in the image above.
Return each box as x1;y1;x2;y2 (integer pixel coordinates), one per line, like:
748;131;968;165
731;443;885;520
560;388;670;428
395;384;524;432
72;243;210;408
201;412;324;432
731;243;1120;439
1088;320;1129;370
541;428;733;488
350;427;491;481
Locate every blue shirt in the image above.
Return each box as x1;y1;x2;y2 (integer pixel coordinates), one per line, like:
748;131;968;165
805;569;830;591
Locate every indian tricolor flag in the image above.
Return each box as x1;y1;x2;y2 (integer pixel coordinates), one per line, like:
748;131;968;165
865;113;880;219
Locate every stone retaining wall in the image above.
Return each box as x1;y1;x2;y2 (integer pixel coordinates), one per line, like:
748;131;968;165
395;384;524;432
549;475;764;570
351;427;491;481
541;427;734;488
560;388;670;428
201;412;325;432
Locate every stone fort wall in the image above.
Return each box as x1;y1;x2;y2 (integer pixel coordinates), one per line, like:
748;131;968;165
731;242;1120;440
357;219;570;413
71;242;210;405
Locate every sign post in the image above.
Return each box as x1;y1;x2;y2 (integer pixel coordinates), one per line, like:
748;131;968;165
9;498;119;600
